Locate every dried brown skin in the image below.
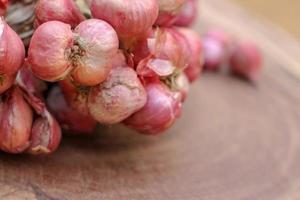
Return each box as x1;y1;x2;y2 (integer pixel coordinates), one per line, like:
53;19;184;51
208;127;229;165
0;86;33;154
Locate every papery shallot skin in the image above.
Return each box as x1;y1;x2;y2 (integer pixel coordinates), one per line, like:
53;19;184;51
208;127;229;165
28;21;74;82
0;17;25;75
177;28;203;82
134;28;187;78
91;0;159;40
28;110;62;155
230;42;263;81
71;19;119;86
124;82;182;135
0;86;33;154
47;86;97;133
35;0;85;28
88;66;147;125
173;0;197;27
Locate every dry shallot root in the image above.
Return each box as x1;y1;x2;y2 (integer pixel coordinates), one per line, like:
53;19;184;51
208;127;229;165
0;0;264;155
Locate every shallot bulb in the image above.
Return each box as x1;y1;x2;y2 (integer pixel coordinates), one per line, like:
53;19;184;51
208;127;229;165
230;42;262;81
155;0;185;26
28;110;62;155
124;82;182;135
0;17;25;76
71;19;119;86
28;19;119;86
173;0;197;27
177;28;203;82
47;86;97;133
88;66;147;125
203;29;230;71
0;73;15;94
91;0;159;42
0;86;33;153
28;21;74;82
35;0;85;28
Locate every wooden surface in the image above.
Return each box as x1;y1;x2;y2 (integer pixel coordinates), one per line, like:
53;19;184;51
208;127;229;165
1;0;300;199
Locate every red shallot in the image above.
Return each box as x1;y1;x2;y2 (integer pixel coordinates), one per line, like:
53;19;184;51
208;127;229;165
88;66;147;125
34;0;85;28
0;86;32;153
230;42;262;81
91;0;159;44
124;82;182;135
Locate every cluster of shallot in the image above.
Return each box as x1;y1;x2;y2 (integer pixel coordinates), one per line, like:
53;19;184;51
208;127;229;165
202;29;263;82
0;0;202;154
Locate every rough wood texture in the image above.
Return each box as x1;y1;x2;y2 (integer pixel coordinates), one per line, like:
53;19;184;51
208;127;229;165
1;0;300;199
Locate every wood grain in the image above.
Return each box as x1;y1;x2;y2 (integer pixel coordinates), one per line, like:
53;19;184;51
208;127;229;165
1;0;300;199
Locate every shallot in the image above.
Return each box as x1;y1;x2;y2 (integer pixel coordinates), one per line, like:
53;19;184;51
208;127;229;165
35;0;85;28
28;19;119;86
203;29;230;71
0;17;25;76
88;66;147;125
230;42;262;81
91;0;159;45
0;86;32;153
124;82;182;135
174;0;197;27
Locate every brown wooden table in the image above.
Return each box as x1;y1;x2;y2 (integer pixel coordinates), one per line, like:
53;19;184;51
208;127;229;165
1;0;300;199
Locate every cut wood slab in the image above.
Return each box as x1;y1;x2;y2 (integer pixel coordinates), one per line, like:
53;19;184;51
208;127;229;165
1;0;300;199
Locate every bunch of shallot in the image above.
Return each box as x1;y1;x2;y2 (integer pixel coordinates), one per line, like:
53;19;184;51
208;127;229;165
0;0;263;155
